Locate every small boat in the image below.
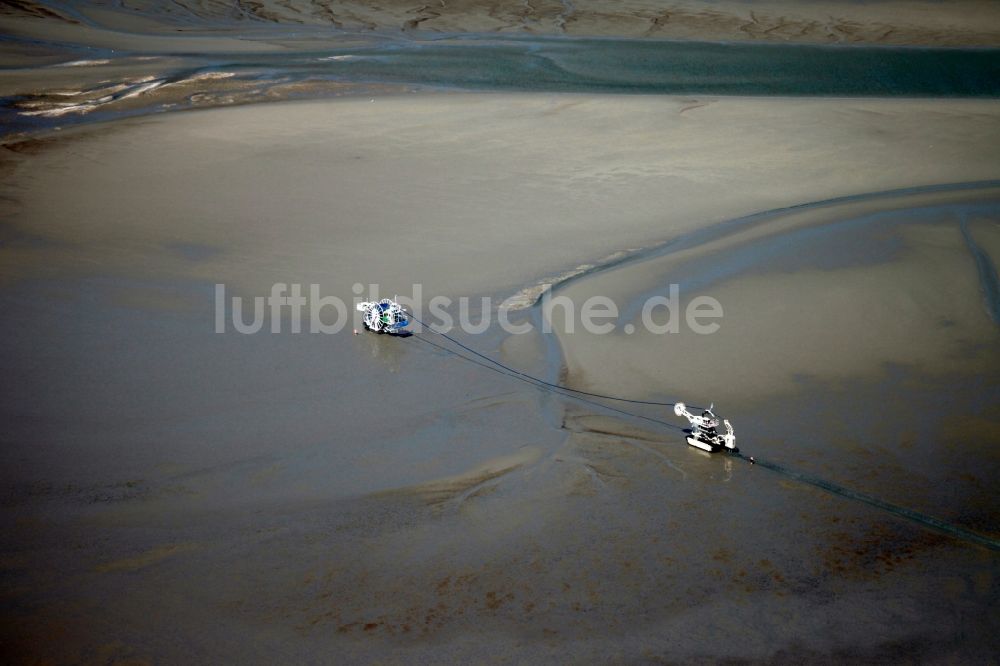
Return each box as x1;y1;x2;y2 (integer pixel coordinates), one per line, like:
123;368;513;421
357;298;409;334
674;402;737;453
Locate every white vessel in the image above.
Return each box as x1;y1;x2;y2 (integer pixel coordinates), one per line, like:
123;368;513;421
674;402;737;453
357;298;409;334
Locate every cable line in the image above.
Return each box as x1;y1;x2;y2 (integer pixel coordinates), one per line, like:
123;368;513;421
408;313;696;408
398;317;1000;552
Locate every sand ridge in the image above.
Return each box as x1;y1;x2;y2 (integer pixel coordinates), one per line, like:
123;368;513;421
5;0;1000;46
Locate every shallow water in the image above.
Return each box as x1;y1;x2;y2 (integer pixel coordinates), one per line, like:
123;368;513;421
4;35;1000;138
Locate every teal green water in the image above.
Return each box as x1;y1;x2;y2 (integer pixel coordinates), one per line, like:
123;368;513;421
4;36;1000;137
290;37;1000;96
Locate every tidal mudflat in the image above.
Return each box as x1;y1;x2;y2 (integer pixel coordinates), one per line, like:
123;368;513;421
2;2;999;663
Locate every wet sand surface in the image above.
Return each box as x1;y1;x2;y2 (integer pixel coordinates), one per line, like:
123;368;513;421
3;1;1000;661
1;92;998;662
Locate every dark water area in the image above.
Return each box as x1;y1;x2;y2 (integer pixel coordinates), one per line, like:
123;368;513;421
4;36;1000;138
278;37;1000;96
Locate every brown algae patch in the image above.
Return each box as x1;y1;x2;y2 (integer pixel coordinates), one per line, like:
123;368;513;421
94;542;199;574
374;446;542;509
